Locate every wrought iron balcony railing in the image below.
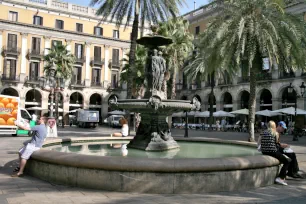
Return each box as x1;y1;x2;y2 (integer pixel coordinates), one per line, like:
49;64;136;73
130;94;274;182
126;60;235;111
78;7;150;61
91;81;103;87
75;55;85;64
1;74;20;82
256;72;272;81
238;76;250;83
70;79;85;87
27;49;44;60
2;46;21;56
25;76;40;83
90;57;104;66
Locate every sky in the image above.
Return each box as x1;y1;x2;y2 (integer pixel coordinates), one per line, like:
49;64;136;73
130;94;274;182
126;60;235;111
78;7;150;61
64;0;210;15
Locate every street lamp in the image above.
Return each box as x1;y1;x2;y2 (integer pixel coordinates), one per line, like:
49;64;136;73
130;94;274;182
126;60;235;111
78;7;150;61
288;82;306;141
39;63;65;137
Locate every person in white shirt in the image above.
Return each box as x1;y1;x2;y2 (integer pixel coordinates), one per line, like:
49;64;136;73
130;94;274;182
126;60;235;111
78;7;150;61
111;118;129;137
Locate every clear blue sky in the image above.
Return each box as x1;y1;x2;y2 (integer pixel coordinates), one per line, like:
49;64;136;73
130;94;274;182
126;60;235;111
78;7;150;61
64;0;210;15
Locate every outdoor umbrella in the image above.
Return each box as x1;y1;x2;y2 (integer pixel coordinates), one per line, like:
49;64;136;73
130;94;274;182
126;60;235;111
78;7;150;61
69;108;81;113
187;111;197;116
172;112;185;117
230;109;249;115
271;107;306;115
26;107;44;111
195;111;210;118
108;110;126;115
256;110;282;117
213;110;235;117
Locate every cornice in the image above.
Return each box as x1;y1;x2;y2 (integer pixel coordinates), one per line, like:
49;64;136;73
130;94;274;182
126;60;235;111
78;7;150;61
0;19;130;49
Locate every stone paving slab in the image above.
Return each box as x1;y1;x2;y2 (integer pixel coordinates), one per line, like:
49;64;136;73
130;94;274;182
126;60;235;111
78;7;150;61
1;128;306;203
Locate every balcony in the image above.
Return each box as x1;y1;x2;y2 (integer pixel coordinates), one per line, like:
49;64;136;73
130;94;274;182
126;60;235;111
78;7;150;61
27;49;44;60
2;46;21;57
70;79;85;88
75;55;85;64
1;74;20;82
108;82;123;91
279;72;295;79
238;76;249;83
25;76;40;84
91;81;103;87
110;60;120;69
90;57;104;66
256;72;272;81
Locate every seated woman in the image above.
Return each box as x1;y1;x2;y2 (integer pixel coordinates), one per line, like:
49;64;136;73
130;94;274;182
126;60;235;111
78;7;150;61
111;118;129;137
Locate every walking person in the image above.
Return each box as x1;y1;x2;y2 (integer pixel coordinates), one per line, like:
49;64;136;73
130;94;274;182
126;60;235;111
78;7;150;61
259;121;291;185
11;116;48;177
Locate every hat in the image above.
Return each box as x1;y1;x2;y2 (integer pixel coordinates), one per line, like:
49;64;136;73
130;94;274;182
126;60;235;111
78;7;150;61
278;121;287;129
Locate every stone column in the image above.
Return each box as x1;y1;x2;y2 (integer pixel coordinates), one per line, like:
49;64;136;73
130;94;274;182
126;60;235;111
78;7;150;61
272;98;281;110
216;101;222;111
256;99;261;111
20;32;28;82
65;39;72;52
0;30;3;74
85;42;91;87
103;45;110;88
233;100;239;110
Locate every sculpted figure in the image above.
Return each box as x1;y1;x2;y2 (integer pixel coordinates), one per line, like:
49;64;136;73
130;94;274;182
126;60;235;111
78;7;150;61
158;51;166;91
151;49;160;90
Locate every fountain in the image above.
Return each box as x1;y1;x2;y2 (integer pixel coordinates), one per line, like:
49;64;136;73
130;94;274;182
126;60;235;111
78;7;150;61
24;34;281;194
109;34;200;151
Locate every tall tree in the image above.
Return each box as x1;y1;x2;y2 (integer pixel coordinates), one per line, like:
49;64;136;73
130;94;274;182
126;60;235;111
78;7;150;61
195;0;306;141
44;44;75;126
90;0;186;99
156;17;194;99
184;46;235;129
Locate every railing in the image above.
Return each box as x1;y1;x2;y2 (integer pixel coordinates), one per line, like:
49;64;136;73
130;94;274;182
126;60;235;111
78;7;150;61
91;81;103;87
2;46;21;56
27;49;44;59
279;72;295;79
75;55;85;64
51;0;68;9
90;57;104;66
1;74;20;81
256;72;272;81
26;76;40;83
70;79;85;86
72;4;88;13
29;0;47;4
238;76;249;83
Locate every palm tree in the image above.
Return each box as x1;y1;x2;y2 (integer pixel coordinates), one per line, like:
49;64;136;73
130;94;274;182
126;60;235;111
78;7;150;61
196;0;306;141
90;0;186;99
44;44;75;126
156;17;194;99
184;47;235;130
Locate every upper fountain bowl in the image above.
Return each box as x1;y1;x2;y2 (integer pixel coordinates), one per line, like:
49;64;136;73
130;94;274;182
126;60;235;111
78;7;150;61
136;35;173;48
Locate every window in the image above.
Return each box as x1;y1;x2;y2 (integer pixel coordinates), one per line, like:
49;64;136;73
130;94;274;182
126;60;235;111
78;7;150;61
55;19;64;29
92;69;101;84
195;26;200;35
9;11;18;22
33;15;43;26
51;40;62;48
7;34;17;49
72;66;82;83
75;44;83;59
31;37;41;53
94;27;103;36
4;59;16;78
112;49;120;66
113;30;119;39
29;62;39;80
76;23;83;32
94;46;101;60
111;70;119;88
21;109;31;121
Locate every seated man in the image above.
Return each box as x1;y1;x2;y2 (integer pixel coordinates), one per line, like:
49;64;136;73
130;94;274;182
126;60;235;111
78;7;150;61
12;116;48;177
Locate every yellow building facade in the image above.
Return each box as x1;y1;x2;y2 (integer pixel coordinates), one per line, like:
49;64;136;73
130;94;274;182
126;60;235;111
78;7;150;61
179;1;306;121
0;0;136;123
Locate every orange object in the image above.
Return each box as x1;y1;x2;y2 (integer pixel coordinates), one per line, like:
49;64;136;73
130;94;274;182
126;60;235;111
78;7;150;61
0;118;6;125
6;103;15;110
11;109;18;118
1;98;10;106
0;103;4;108
1;114;11;121
7;117;16;125
11;98;18;106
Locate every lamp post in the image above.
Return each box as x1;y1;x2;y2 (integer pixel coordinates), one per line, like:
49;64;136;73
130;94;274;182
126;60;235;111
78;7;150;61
39;63;65;137
288;82;305;141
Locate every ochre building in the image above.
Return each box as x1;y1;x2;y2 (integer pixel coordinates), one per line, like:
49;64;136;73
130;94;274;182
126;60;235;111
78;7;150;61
0;0;136;123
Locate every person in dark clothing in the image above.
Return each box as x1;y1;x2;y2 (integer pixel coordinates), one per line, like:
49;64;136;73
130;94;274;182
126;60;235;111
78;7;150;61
278;147;302;178
260;121;290;185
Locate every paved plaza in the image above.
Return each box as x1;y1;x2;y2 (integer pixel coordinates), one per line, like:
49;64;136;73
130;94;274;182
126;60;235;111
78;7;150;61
1;127;306;203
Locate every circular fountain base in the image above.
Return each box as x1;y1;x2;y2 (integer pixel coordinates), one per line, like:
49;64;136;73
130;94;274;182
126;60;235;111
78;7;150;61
25;137;280;194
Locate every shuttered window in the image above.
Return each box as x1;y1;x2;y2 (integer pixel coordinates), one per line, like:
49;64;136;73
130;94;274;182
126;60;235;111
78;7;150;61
29;62;39;80
112;49;120;66
94;27;103;36
113;30;119;39
76;23;83;32
9;11;18;22
94;46;101;60
33;16;43;25
92;69;101;83
5;59;16;77
32;37;41;52
7;34;17;49
55;19;64;29
75;44;83;59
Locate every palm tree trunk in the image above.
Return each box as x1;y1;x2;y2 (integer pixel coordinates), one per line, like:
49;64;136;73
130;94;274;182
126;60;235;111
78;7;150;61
209;73;215;130
127;0;140;99
248;54;260;142
55;92;59;125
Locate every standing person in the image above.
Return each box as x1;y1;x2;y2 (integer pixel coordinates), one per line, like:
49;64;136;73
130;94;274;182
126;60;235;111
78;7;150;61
111;118;129;137
260;121;291;185
221;118;226;132
11;116;48;177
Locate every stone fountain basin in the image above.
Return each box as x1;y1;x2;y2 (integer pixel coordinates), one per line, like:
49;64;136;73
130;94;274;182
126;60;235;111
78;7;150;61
26;137;280;194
